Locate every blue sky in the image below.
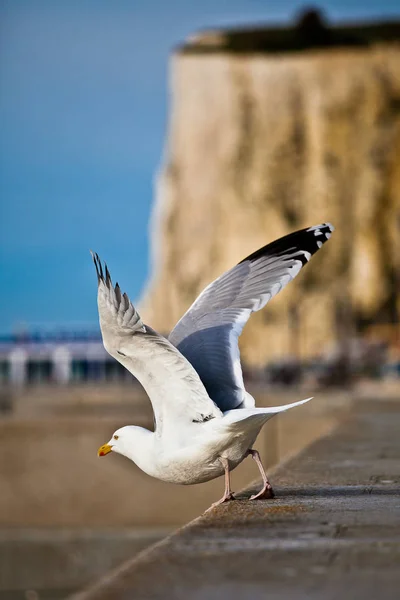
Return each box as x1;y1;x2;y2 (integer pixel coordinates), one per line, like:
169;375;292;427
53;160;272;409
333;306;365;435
1;0;399;334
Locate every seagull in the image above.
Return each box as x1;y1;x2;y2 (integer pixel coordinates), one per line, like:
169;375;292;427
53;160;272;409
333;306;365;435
94;223;334;509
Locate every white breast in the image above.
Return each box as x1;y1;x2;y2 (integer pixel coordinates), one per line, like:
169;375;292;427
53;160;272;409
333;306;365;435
147;425;258;485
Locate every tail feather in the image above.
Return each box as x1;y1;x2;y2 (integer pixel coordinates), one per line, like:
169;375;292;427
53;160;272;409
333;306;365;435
260;396;313;414
222;397;313;431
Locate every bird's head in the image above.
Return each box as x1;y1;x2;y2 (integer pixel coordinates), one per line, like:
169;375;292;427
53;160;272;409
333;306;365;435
97;425;154;473
98;426;133;458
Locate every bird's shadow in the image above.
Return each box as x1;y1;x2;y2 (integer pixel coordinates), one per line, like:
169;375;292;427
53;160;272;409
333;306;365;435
236;484;399;501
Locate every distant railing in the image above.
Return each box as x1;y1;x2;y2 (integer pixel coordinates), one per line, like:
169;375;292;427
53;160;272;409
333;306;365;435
0;337;137;386
0;353;137;386
0;331;398;387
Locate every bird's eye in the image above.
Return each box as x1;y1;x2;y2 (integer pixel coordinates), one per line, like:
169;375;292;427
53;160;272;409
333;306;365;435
113;435;119;440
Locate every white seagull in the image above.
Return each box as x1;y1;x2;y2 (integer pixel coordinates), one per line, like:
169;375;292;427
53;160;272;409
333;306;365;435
95;223;334;509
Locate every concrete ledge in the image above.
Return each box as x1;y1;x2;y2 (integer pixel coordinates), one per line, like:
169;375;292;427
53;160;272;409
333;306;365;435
69;397;400;600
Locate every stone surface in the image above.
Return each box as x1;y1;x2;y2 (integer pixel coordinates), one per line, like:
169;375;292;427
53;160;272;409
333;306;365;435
142;38;400;365
69;397;400;600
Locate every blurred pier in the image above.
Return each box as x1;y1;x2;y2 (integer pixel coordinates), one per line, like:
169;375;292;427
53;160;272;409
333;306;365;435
0;332;134;387
0;329;399;395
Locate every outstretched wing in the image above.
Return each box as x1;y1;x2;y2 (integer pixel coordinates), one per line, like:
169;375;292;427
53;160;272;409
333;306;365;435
169;223;334;412
91;252;222;433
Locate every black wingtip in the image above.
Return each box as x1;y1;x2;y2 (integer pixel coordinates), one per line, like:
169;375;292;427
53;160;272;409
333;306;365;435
115;282;122;303
122;291;130;309
90;251;109;286
90;254;125;304
105;263;112;288
95;253;104;281
239;222;334;265
90;250;101;284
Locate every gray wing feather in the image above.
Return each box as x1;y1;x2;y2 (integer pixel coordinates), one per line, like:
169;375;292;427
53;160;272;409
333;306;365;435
91;252;222;431
169;223;334;411
175;314;249;412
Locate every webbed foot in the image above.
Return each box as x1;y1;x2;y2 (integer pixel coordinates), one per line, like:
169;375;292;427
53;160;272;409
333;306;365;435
205;492;235;512
249;485;275;500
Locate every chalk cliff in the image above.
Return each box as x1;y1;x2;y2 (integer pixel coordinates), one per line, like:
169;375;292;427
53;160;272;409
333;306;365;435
142;16;400;365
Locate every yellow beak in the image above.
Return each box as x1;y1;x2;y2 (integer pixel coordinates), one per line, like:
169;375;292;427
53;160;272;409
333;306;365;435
98;443;112;457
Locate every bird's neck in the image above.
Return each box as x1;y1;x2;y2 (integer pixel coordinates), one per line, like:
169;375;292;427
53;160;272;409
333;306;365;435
120;426;156;476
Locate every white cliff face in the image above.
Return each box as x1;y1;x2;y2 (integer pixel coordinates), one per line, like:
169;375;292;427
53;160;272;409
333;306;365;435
141;44;400;366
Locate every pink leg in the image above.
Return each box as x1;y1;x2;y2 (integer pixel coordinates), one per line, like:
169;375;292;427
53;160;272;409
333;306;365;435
248;449;275;500
206;457;235;512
